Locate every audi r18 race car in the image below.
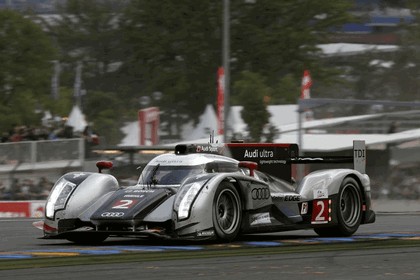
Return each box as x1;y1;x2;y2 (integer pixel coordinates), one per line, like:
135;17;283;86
35;140;375;243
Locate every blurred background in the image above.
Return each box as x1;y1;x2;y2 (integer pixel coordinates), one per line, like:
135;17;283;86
1;0;420;214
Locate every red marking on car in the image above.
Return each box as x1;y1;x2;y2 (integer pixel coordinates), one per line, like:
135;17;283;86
43;222;58;233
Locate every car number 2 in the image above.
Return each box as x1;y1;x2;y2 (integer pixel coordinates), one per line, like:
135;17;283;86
112;199;138;209
311;199;331;224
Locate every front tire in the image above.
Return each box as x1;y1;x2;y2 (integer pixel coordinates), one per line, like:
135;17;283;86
212;182;242;241
314;177;362;237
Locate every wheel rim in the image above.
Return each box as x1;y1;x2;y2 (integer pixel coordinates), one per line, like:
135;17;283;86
340;184;361;227
215;189;240;234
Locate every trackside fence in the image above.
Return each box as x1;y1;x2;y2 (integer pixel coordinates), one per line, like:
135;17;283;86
0;138;85;191
0;138;84;166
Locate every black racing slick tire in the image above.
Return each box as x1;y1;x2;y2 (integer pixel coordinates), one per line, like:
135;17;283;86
212;182;242;242
314;177;362;237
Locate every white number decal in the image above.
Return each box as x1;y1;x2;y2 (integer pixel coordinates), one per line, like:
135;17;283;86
311;199;330;224
315;200;325;221
112;199;134;209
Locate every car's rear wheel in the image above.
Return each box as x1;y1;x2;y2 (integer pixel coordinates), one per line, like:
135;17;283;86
314;177;362;237
212;182;242;241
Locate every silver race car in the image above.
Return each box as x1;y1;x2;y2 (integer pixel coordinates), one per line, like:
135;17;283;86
35;140;375;243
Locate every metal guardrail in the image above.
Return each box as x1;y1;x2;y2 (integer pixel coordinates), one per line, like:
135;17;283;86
0;138;85;171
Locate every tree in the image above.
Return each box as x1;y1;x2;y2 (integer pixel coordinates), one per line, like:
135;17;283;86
46;0;127;94
42;0;354;143
0;10;57;132
120;0;353;140
233;71;271;142
82;90;124;145
382;5;420;101
121;0;222;138
344;1;420;105
38;0;132;144
231;0;353;90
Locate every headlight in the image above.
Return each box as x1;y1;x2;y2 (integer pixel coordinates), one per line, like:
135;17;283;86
175;182;204;220
45;179;76;219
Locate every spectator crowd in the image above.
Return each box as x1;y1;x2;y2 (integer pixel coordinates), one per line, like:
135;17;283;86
0;177;53;200
1;123;75;143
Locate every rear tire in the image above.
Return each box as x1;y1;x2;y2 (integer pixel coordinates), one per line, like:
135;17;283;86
212;182;242;241
314;177;362;237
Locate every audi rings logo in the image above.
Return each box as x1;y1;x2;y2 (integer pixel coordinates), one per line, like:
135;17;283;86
251;188;270;200
101;212;125;218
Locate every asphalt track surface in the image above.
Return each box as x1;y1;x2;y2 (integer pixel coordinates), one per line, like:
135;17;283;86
0;211;419;279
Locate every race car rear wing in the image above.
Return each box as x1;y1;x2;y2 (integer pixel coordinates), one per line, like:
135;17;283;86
174;140;366;182
287;140;366;174
227;140;366;182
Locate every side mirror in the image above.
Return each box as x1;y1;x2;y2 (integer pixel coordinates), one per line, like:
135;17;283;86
96;161;113;173
239;161;258;176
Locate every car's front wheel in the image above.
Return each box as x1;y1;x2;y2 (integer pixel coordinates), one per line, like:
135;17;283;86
314;177;362;237
212;182;242;241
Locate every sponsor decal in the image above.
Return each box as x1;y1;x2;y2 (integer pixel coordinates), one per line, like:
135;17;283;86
101;212;125;218
250;212;271;226
195;145;221;154
123;194;145;198
244;149;274;158
136;189;155;193
313;188;328;199
284;195;300;202
259;160;287;165
72;173;85;178
354;149;365;158
276;194;301;202
197;229;215;237
301;202;308;215
154;158;185;165
251;188;270;200
125;189;155;193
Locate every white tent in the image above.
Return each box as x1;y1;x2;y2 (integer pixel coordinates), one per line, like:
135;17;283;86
185;105;302;140
317;43;399;57
66;105;87;132
182;104;218;140
119;104;420;152
118;104;380;148
119;121;139;146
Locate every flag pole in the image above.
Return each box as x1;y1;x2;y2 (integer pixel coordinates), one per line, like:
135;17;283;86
222;0;230;143
297;70;312;181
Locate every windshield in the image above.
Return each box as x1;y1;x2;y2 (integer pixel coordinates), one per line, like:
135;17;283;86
137;165;205;186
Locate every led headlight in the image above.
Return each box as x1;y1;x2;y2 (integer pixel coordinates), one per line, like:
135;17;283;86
175;182;203;220
45;179;76;219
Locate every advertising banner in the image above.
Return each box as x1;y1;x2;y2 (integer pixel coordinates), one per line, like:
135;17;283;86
0;201;45;218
